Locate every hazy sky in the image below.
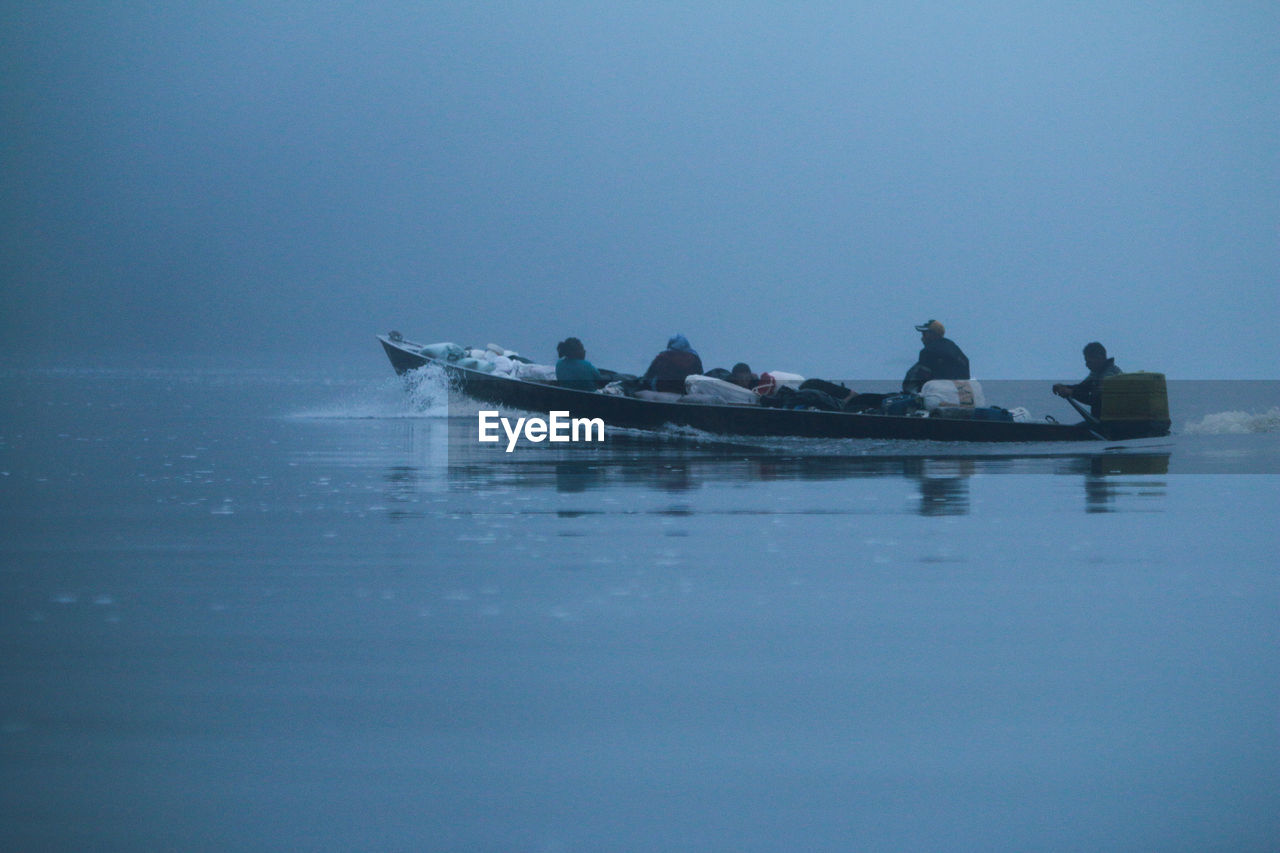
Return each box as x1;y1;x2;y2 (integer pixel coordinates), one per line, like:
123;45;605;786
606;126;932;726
3;2;1277;378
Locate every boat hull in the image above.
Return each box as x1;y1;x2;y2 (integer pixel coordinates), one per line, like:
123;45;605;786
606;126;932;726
378;336;1170;443
380;337;433;375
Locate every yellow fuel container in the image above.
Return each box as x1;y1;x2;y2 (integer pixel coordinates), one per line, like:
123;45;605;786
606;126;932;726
1099;372;1170;422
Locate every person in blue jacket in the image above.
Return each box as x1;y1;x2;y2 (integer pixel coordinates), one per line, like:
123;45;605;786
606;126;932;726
641;334;704;393
554;337;602;391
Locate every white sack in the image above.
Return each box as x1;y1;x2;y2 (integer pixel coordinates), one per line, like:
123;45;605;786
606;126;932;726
684;374;758;404
634;390;683;403
421;342;465;361
514;363;557;381
921;379;986;411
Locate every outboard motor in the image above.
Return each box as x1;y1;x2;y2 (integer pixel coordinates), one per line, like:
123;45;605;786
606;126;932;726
1098;372;1171;438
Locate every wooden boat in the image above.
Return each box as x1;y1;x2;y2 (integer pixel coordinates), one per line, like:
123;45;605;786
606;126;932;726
378;333;1171;443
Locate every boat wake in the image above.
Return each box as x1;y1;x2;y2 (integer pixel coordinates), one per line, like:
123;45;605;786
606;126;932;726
1184;407;1280;435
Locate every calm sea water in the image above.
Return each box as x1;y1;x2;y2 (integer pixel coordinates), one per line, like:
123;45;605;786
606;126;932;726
2;366;1278;851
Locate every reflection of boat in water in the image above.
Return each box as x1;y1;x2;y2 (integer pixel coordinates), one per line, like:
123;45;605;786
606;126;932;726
379;333;1172;444
384;419;1170;518
452;433;1172;481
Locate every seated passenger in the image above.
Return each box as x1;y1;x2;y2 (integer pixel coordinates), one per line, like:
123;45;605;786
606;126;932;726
792;377;892;413
903;319;969;392
1052;341;1122;418
798;377;856;406
641;334;704;393
554;337;602;391
728;363;759;389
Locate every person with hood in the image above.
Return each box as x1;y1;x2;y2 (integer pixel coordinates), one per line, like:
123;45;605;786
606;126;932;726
1053;341;1122;418
728;362;759;389
554;337;602;391
641;334;704;393
903;319;969;392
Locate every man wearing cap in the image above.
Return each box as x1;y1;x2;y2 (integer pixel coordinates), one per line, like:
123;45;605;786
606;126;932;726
903;319;970;393
1053;341;1122;418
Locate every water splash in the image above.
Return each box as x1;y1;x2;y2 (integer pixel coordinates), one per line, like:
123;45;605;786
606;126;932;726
1184;407;1280;435
400;364;451;416
294;364;450;419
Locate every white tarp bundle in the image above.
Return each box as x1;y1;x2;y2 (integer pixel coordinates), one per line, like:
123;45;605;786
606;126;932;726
921;379;986;411
684;374;758;404
421;342;466;361
439;342;558;382
513;362;557;381
635;390;683;403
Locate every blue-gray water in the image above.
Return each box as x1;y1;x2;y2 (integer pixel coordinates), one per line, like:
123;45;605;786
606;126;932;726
2;367;1278;851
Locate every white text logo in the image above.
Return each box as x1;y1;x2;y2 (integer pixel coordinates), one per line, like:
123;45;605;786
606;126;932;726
478;410;606;452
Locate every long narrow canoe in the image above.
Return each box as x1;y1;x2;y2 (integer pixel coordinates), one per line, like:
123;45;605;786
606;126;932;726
378;334;1170;443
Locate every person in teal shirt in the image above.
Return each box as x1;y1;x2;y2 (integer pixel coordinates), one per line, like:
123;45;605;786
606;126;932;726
555;337;602;391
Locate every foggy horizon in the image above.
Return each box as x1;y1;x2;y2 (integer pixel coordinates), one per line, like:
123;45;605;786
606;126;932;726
4;3;1277;379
